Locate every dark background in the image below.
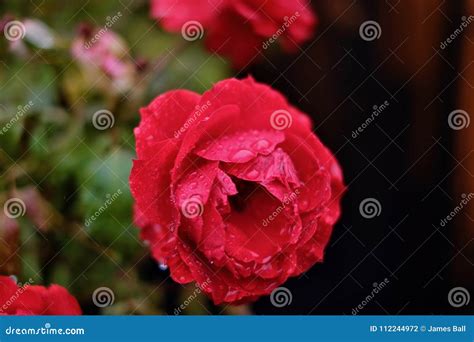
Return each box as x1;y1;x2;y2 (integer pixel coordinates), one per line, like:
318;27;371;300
248;0;474;315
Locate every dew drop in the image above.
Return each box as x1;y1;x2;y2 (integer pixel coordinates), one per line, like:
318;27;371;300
230;149;254;162
261;256;272;263
300;200;309;211
253;139;270;151
246;170;260;180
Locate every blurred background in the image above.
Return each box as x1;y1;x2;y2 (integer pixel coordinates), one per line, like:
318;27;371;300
0;0;473;315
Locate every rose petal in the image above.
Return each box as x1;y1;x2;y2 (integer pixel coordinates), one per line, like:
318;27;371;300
195;130;284;163
225;186;301;263
130;140;179;226
135;90;201;158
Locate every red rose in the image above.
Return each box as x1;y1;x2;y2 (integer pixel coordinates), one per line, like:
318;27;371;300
130;77;344;305
151;0;317;68
0;276;81;315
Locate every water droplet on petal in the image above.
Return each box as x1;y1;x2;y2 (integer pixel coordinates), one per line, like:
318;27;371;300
159;263;168;271
300;200;309;211
249;250;260;258
230;149;254;162
253;139;270;151
261;256;272;263
246;170;260;180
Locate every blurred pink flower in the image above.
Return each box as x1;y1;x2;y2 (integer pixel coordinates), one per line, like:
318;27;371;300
71;24;136;92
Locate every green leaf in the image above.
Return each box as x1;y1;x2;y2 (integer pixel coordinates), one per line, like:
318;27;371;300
77;148;139;259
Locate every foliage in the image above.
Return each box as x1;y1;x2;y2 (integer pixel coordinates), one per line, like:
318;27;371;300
0;0;230;314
